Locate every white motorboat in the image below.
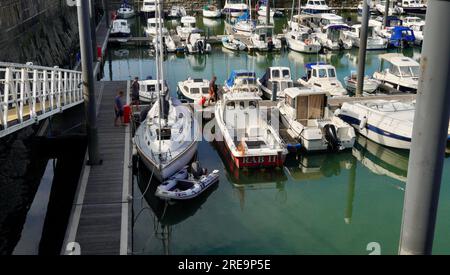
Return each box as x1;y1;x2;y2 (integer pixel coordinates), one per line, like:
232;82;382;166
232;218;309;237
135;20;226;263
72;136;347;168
140;0;157;18
375;0;396;15
316;13;346;29
176;16;201;40
222;35;247;51
373;53;419;92
343;20;388;50
223;70;262;96
287;14;320;32
145;18;168;37
298;62;348;97
186;32;212;54
177;78;211;102
257;67;294;100
110;19;131;38
251;25;282;51
117;1;135;19
279;87;355;151
337;100;416;149
214;92;288;168
222;0;249;17
151;34;178;53
402;16;425;45
395;0;427;14
168;5;187;19
285;29;322;53
139;79;169;102
316;24;353;50
343;71;380;94
302;0;333;15
155;165;220;200
202;4;222;18
232;19;256;35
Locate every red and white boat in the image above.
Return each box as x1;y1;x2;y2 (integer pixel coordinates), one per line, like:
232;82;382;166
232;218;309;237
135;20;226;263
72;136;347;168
214;92;288;168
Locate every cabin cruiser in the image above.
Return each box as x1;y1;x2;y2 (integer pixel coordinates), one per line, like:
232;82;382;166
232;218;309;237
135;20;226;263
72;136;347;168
168;5;186;19
373;53;419;92
374;17;415;47
287;14;319;32
256;1;283;17
232;11;256;35
257;67;294;99
343;20;388;50
185;32;212;54
298;63;348;97
316;13;346;29
222;0;249;17
251;25;282;51
177;16;201;40
278;87;356;151
177;78;210;102
222;35;247;51
375;0;397;15
285;29;322;53
117;1;135;18
402;16;425;45
145;18;168;37
224;70;262;96
110;19;131;38
302;0;333;15
139;79;169;102
203;4;222;18
316;24;353;50
140;0;157;18
395;0;427;14
343;71;380;94
337;100;416;149
214;92;288;168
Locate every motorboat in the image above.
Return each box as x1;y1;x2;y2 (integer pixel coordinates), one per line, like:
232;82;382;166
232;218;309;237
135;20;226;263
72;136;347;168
110;19;131;38
232;11;256;36
145;18;168;37
155;165;220;200
222;35;247;51
223;70;263;96
177;78;211;102
139;79;169;102
214;92;288;168
409;24;423;46
140;0;157;18
168;5;187;19
301;0;333;15
395;0;427;14
336;100;416;149
185;31;212;54
316;24;353;50
287;14;319;32
202;4;222;18
402;16;425;45
257;67;294;100
342;20;388;50
374;16;415;47
176;16;201;40
285;29;322;53
278;87;356;151
151;34;179;54
357;0;376;15
298;62;348;97
117;1;135;19
251;25;282;52
375;0;397;15
256;1;283;17
343;71;380;94
372;53;419;92
222;0;249;17
316;13;346;29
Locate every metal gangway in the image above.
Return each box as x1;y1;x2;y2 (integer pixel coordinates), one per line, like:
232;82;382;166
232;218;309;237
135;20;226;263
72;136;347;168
0;62;84;138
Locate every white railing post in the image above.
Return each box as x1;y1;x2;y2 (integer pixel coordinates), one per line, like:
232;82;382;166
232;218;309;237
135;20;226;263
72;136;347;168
57;70;62;110
19;68;27;123
42;70;48;114
6;68;20;124
32;69;38;119
63;71;68;106
50;70;55;111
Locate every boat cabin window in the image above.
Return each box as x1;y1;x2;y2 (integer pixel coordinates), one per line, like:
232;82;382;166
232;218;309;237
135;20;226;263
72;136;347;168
320;1;326;5
202;87;209;94
318;69;327;78
389;64;401;76
399;65;420;77
259;34;266;41
272;70;280;78
190;87;200;94
301;33;309;40
312;69;317;78
249;101;257;109
239;101;245;110
282;69;290;78
226;102;235;110
146;84;163;92
401;29;414;37
327;68;336;78
157;128;171;140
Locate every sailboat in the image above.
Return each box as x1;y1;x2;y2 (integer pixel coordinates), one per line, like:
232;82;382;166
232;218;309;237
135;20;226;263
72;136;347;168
135;0;199;181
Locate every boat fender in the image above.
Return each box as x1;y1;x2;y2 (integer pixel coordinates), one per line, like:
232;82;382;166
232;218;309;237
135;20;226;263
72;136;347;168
323;124;340;152
359;116;367;131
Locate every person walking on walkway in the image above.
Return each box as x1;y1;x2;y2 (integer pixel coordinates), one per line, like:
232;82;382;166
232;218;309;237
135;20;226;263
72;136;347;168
131;76;140;110
114;90;125;127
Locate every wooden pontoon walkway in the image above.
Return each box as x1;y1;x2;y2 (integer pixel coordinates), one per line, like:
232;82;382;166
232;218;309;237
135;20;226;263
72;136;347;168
63;81;132;255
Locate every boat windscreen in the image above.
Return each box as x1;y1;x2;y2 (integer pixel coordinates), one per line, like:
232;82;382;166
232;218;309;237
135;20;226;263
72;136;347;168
399;65;420;77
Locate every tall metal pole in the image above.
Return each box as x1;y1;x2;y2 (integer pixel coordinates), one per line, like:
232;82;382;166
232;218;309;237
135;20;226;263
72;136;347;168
383;0;390;27
103;0;110;27
399;0;450;255
89;0;98;61
355;0;370;97
78;0;101;165
266;0;270;25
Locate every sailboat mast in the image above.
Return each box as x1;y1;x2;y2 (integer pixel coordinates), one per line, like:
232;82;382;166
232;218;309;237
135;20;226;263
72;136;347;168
290;0;295;29
155;0;162;160
298;0;301;16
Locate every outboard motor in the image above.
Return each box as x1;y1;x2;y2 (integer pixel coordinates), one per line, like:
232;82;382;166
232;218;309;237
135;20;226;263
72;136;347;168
197;40;204;54
191;161;207;179
323;124;340;151
268;38;274;52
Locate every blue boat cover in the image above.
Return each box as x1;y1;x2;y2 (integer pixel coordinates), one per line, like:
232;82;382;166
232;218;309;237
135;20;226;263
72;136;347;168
226;70;256;87
391;26;415;42
237;10;250;22
305;62;327;70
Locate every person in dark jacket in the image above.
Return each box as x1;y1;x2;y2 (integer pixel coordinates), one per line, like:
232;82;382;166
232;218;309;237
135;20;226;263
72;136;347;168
131;77;140;110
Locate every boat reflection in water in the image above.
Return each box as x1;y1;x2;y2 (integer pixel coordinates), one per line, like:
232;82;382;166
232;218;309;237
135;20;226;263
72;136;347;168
352;135;409;185
185;54;208;71
135;160;218;255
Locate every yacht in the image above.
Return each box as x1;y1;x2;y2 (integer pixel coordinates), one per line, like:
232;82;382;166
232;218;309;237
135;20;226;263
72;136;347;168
278;87;356;151
110;19;131;38
257;67;294;99
223;70;262;96
145;18;168;37
302;0;333;15
222;0;249;17
316;24;353;50
117;1;135;18
214;92;288;168
139;79;169;102
186;32;212;54
232;11;256;36
176;16;201;40
395;0;427;14
285;29;322;53
203;4;222;18
140;0;157;18
298;62;348;97
251;25;282;51
177;78;211;102
343;20;388;50
373;53;419;92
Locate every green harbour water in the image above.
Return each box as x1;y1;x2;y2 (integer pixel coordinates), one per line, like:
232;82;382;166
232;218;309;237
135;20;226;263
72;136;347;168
102;14;450;255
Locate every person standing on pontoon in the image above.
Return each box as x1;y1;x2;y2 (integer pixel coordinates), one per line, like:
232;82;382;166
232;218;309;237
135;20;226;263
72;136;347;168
131;77;140;110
